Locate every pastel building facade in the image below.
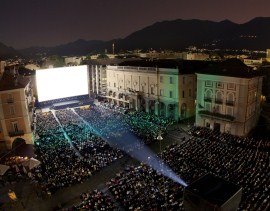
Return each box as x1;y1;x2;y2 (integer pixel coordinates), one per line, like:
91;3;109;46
196;60;263;136
105;60;198;120
0;72;33;149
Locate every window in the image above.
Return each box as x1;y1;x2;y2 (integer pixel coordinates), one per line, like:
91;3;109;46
12;122;19;132
169;77;173;84
114;82;116;87
205;90;212;99
160;76;164;83
151;87;154;94
7;93;14;103
205;103;211;111
10;105;15;115
216;91;223;101
142;86;145;92
227;93;234;101
8;93;13;99
216;82;224;89
213;105;221;113
226;93;235;106
160;89;164;96
205;81;212;87
227;107;233;116
228;83;235;90
182;91;185;98
169;91;173;98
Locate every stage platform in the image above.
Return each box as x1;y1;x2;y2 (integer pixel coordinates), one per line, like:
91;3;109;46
51;100;80;110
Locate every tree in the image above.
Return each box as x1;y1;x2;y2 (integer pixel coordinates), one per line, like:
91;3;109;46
97;54;109;59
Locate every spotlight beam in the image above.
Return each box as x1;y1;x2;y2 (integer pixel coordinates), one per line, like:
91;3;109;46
72;108;187;187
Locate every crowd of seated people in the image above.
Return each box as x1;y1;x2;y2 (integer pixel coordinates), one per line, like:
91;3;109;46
1;100;268;210
74;106;143;152
35;111;62;136
55;109;123;170
2;101;269;211
96;126;269;211
106;164;184;210
122;110;175;143
187;127;269;210
68;189;117;211
33;130;86;194
75;104;175;146
32;110;123;195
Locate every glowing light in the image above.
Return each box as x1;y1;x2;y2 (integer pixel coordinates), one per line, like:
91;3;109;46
74;109;188;187
36;65;89;102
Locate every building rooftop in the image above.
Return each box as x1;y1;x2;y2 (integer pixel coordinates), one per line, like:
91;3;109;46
197;59;263;78
0;72;30;91
118;59;214;74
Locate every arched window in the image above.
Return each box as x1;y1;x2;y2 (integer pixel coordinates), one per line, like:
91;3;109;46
227;93;234;101
205;90;212;98
204;89;212;102
226;92;235;106
216;91;223;100
181;103;187;118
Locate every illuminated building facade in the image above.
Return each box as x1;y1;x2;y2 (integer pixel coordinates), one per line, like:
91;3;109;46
196;59;263;136
0;71;33;149
267;49;270;58
90;65;107;98
105;60;200;120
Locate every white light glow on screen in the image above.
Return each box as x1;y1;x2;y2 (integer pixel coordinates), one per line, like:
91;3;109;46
36;65;88;102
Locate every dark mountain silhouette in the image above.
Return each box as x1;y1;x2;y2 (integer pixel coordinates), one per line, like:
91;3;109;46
116;19;236;50
1;17;270;58
0;42;20;59
20;39;110;57
116;17;270;51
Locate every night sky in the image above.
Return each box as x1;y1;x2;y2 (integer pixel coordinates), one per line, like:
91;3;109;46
1;0;270;49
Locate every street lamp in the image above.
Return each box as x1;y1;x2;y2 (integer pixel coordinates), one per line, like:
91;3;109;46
157;132;163;152
156;131;168;210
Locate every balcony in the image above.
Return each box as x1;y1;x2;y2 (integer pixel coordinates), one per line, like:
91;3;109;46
226;100;235;106
198;110;235;121
214;98;223;104
9;130;24;137
6;98;14;103
204;97;212;102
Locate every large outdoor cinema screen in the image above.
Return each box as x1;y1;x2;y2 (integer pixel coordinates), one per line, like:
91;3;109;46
36;65;89;102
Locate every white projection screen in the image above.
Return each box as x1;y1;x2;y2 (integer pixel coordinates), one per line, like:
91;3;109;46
36;65;89;102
